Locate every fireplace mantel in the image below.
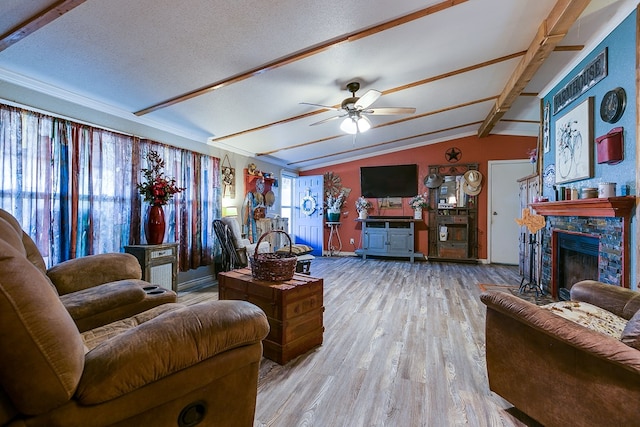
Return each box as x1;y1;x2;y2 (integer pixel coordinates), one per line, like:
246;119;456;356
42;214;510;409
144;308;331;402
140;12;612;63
530;196;635;218
531;196;636;292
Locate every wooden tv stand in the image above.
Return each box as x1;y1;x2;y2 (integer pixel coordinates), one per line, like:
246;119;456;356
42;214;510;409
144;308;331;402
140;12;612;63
355;217;422;262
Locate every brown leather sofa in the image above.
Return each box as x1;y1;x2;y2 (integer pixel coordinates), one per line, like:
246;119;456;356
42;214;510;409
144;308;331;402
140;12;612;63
0;209;177;331
481;281;640;427
0;223;270;426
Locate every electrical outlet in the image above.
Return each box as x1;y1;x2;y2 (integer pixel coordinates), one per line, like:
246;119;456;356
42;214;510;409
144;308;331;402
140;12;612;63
350;238;355;245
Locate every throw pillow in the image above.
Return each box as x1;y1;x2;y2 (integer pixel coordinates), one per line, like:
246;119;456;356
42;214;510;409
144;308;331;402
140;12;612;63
276;244;313;255
542;301;627;339
621;309;640;350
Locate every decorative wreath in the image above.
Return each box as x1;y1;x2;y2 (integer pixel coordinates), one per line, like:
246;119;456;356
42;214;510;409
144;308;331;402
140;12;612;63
300;191;317;216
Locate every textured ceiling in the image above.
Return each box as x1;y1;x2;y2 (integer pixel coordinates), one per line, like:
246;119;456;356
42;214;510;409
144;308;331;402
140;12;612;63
0;0;633;169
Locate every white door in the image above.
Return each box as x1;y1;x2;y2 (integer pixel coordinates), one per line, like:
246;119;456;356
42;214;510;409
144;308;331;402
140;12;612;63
488;160;533;264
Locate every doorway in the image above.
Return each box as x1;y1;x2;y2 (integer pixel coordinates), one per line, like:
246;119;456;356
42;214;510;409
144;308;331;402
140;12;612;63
292;175;324;256
487;160;533;264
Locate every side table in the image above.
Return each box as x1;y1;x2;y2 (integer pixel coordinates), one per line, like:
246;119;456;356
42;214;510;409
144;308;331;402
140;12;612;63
218;268;324;364
124;243;178;292
326;221;342;256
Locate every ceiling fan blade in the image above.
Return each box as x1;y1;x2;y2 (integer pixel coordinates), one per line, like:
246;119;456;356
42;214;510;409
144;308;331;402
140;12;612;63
309;115;343;126
354;89;381;110
300;102;341;111
364;107;416;115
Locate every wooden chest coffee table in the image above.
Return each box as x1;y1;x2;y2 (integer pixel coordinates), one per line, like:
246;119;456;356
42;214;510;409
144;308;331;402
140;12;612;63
217;268;324;364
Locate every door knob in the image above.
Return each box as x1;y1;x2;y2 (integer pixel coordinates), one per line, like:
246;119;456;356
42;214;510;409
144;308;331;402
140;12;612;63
493;212;498;215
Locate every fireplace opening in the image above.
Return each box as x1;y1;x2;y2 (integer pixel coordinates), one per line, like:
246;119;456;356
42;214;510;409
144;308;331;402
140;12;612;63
555;233;599;300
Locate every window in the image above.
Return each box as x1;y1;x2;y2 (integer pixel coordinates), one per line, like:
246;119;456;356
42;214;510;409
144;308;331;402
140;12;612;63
0;103;219;270
280;171;297;234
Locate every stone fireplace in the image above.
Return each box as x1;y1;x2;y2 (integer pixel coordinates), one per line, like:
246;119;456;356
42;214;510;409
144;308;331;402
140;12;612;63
530;197;635;297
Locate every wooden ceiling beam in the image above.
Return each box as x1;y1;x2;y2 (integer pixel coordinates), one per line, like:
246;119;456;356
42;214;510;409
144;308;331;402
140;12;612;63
209;42;577;145
477;0;592;137
257;96;497;157
211;50;524;144
135;0;468;116
286;121;485;166
0;0;87;52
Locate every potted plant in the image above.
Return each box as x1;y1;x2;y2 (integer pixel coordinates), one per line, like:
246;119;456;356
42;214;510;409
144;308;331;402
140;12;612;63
355;196;372;220
325;191;345;222
408;193;429;220
137;150;185;244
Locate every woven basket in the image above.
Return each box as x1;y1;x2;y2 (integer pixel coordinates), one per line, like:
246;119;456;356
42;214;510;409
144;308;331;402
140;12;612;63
250;230;297;281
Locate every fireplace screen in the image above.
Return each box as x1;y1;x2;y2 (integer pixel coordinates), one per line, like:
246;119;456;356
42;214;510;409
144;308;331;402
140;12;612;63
556;233;599;300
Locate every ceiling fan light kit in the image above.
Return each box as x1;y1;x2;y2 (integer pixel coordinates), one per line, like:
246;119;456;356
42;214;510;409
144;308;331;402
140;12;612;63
304;81;415;134
341;114;371;134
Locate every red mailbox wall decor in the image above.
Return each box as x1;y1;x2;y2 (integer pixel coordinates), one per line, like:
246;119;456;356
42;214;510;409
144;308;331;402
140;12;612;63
595;127;623;165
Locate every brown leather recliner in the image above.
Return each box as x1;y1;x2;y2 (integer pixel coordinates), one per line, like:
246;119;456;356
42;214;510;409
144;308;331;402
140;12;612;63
0;226;270;426
481;281;640;427
0;209;177;332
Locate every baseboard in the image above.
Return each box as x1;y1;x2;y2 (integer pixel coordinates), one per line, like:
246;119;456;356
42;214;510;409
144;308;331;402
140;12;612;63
322;251;428;261
322;251;359;257
177;274;216;292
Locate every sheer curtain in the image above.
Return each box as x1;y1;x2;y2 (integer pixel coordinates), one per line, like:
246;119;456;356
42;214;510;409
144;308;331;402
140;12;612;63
138;140;220;270
0;103;219;270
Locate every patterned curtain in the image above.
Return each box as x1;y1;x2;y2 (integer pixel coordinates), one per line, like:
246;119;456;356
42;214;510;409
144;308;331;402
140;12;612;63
0;103;219;270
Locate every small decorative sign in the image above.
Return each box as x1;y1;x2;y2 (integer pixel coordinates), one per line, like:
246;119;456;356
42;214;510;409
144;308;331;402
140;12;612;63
553;48;607;115
221;155;235;198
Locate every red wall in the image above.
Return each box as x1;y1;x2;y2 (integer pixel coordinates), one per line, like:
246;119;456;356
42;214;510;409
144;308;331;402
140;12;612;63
302;133;536;260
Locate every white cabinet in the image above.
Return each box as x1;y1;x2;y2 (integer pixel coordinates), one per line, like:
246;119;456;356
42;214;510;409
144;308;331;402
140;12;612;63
256;217;289;250
124;243;178;292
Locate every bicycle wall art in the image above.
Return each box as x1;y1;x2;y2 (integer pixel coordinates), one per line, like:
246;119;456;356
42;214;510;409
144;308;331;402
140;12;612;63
554;97;594;184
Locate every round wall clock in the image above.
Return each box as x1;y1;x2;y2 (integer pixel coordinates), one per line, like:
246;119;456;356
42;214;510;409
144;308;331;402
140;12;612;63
600;87;626;124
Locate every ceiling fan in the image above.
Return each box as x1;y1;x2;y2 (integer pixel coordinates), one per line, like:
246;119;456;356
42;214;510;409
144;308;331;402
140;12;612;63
301;82;416;134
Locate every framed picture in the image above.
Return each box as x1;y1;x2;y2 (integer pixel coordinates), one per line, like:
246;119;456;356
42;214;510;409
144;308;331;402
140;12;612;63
379;197;402;209
554;97;593;184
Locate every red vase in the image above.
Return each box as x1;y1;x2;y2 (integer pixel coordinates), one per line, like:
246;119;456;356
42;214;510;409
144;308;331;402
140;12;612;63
144;205;166;244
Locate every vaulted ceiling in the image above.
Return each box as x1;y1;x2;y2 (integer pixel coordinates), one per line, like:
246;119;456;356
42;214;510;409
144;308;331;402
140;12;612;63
0;0;633;170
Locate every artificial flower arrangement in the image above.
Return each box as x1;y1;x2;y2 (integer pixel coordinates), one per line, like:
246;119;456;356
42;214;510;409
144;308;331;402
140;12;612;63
326;190;346;213
408;193;429;210
355;196;372;213
137;150;185;206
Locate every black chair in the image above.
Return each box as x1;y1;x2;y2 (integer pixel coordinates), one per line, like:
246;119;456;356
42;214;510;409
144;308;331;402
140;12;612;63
213;219;244;271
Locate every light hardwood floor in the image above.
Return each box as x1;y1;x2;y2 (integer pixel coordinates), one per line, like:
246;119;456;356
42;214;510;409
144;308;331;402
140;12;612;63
180;257;540;427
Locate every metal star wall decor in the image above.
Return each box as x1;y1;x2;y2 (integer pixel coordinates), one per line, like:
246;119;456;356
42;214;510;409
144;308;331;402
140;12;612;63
445;147;461;163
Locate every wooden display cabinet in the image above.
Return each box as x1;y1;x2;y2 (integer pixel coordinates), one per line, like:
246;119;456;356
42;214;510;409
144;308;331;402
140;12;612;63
427;163;478;262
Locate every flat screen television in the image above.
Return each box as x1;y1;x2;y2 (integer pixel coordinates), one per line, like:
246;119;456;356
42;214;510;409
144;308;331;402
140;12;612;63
360;164;418;198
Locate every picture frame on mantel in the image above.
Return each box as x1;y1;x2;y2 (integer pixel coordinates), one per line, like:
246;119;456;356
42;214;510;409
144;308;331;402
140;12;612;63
554;97;593;184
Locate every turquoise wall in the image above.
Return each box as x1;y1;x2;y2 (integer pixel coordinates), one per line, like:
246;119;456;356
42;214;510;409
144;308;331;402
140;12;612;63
541;10;637;289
